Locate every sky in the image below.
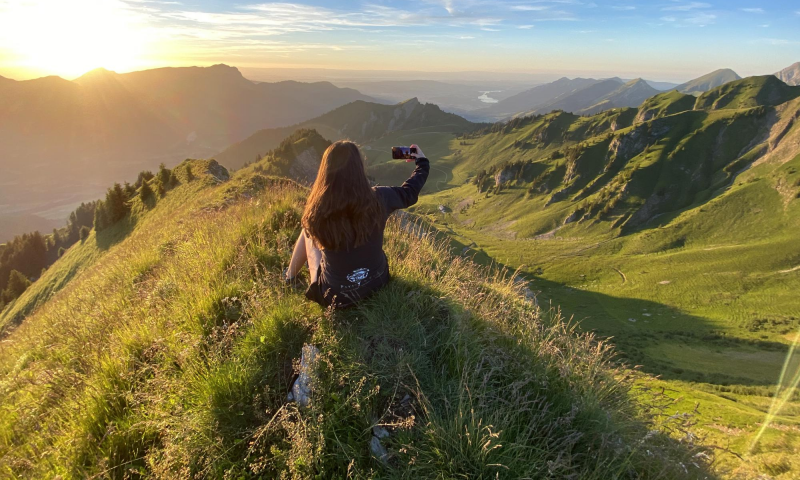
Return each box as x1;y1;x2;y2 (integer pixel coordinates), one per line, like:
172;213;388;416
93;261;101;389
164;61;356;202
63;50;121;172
0;0;798;82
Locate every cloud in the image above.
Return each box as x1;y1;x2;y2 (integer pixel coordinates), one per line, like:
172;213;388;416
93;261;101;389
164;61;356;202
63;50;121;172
611;5;635;11
740;7;763;13
517;24;534;28
511;5;549;11
684;12;715;26
658;1;714;27
662;2;710;11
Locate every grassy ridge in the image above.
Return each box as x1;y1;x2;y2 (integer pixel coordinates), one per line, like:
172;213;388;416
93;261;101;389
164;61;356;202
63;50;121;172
0;162;707;478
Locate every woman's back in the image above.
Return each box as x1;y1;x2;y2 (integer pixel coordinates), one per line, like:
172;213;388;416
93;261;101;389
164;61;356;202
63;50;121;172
299;143;430;307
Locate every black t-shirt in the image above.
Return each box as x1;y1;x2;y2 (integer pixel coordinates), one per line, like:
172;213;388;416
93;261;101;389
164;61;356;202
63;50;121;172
305;157;430;307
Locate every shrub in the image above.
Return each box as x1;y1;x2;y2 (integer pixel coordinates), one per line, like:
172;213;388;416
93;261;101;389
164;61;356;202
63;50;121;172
79;226;90;241
140;179;154;201
1;269;31;304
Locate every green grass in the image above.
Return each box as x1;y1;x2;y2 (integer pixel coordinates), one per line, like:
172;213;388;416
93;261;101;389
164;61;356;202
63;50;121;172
403;89;800;478
694;76;800;111
0;162;710;478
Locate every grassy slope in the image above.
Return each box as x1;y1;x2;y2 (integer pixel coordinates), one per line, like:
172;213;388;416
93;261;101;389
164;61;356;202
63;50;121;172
406;92;800;477
694;76;800;111
0;161;707;478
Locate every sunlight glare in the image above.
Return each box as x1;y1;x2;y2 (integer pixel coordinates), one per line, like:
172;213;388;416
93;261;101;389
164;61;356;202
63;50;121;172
0;0;148;78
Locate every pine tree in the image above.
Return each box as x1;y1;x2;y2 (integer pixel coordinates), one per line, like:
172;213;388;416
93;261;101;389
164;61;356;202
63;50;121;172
158;163;171;186
168;171;179;188
79;226;90;241
140;179;154;201
102;183;128;225
3;270;31;303
124;181;136;198
94;202;108;231
154;178;166;196
186;165;195;182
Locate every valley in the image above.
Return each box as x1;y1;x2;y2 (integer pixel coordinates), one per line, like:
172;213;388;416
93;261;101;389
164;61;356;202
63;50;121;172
382;77;800;476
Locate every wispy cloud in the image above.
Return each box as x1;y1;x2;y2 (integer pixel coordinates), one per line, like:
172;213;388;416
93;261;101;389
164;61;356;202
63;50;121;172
517;24;534;29
662;2;710;12
686;12;715;25
510;5;549;11
611;5;635;11
658;1;715;27
740;7;763;13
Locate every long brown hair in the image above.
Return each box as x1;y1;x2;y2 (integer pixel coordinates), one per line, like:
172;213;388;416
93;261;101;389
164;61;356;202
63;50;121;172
302;140;383;250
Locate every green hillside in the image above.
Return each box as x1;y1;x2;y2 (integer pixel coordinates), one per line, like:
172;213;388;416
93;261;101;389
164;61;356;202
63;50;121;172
0;154;708;478
216;98;479;170
634;90;696;123
402;81;800;477
694;75;800;110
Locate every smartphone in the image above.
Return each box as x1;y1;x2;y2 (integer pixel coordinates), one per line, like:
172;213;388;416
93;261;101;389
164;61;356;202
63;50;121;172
391;146;417;160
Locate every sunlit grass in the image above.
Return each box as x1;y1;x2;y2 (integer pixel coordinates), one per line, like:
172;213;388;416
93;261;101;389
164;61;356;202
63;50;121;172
0;163;708;478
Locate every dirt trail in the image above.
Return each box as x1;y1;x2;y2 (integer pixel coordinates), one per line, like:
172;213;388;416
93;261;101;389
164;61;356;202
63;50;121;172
778;265;800;274
613;268;627;284
431;166;450;190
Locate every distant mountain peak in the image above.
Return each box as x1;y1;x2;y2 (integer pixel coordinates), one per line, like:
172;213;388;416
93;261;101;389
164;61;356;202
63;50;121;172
775;61;800;86
75;67;117;78
400;97;420;105
677;68;741;94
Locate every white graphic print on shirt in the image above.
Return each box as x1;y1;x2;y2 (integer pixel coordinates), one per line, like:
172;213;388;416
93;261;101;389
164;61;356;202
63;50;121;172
346;267;370;285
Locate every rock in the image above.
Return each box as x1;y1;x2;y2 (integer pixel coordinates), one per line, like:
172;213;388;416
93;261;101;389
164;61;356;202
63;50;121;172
494;167;515;186
288;147;322;184
205;160;230;183
370;436;389;461
288;344;320;407
563;210;579;225
372;425;390;439
461;241;477;256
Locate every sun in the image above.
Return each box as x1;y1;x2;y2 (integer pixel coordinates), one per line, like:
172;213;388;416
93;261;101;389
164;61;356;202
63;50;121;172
0;0;149;79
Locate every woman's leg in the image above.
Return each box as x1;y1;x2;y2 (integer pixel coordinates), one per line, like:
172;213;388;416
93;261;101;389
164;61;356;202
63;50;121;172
304;232;322;283
287;230;322;283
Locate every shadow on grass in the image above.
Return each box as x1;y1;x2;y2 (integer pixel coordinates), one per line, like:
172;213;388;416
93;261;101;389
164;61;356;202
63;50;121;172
310;276;717;478
440;232;789;387
529;276;789;387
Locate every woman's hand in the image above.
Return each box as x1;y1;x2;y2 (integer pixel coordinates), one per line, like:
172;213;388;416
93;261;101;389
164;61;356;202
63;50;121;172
409;144;426;162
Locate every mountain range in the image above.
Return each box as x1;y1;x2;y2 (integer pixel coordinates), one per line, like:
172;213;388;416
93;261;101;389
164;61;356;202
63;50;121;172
467;68;745;122
0;64;372;242
215;97;479;170
3;62;798;243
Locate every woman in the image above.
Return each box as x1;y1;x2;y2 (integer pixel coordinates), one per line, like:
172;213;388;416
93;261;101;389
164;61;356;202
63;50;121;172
284;140;429;308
